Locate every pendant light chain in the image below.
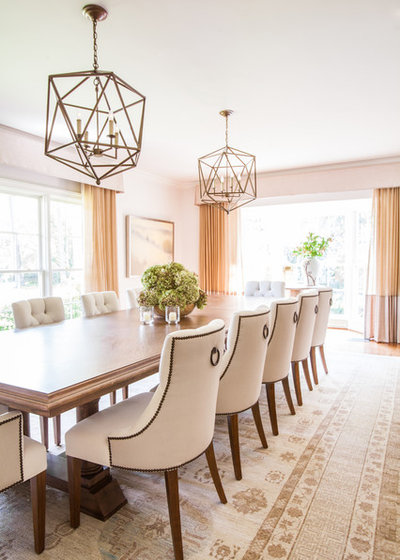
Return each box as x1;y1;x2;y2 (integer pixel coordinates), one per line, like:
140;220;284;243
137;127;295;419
92;18;99;72
225;113;229;146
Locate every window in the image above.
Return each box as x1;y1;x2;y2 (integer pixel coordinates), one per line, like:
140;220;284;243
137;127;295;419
0;184;83;330
241;197;371;330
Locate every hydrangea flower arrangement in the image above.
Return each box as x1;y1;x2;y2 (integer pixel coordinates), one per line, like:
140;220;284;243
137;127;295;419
137;262;207;311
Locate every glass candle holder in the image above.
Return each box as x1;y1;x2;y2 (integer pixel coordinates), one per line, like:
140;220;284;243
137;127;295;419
165;305;180;324
140;306;154;325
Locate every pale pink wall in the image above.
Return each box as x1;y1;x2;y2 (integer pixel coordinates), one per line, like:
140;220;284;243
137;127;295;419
116;170;199;307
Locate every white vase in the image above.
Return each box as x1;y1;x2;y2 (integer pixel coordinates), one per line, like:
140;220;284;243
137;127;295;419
303;258;319;286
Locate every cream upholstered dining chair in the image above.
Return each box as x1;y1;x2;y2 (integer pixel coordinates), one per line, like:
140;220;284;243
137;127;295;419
11;297;65;449
65;320;227;560
81;291;120;317
0;410;47;554
127;288;139;309
262;298;299;436
81;291;123;404
12;297;65;329
216;308;270;480
310;288;333;384
291;290;319;406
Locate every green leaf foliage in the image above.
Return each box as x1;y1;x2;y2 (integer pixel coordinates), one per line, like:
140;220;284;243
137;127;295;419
292;232;333;259
138;262;207;310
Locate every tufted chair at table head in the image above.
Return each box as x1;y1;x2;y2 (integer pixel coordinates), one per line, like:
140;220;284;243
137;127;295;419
261;298;299;435
81;291;120;317
244;281;259;296
291;290;319;406
216;307;270;479
0;411;47;553
12;297;65;329
10;297;65;449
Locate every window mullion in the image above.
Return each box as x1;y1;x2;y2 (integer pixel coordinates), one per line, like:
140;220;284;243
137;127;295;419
40;194;52;297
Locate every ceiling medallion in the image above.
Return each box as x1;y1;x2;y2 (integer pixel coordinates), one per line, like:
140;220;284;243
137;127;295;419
45;4;145;185
198;110;257;214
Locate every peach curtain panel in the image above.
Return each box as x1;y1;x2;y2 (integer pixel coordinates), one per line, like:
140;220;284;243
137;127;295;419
199;205;243;294
364;187;400;343
83;184;119;294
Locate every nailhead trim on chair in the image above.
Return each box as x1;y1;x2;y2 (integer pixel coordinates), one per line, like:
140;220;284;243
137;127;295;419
110;440;214;473
108;324;225;468
219;311;270;381
0;413;24;492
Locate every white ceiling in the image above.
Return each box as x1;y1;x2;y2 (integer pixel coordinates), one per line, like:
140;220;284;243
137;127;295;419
1;0;400;183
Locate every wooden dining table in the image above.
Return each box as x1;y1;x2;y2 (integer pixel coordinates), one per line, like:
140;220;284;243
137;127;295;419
0;295;267;520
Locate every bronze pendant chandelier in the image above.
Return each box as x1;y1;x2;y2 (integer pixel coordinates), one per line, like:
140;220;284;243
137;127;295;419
198;110;257;214
45;4;145;185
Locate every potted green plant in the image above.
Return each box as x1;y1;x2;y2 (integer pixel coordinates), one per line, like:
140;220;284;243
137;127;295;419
137;262;207;316
292;232;332;285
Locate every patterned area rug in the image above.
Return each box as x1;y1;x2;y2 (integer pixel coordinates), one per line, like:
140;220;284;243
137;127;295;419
1;350;399;560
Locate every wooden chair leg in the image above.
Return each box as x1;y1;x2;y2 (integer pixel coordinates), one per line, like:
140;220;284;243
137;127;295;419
53;415;61;446
164;469;183;560
40;417;49;451
227;414;242;480
30;470;46;554
282;376;296;415
122;385;129;400
205;441;227;503
265;383;278;436
292;361;303;406
302;359;313;392
110;391;117;406
310;346;319;385
67;456;82;529
319;344;329;374
251;401;268;447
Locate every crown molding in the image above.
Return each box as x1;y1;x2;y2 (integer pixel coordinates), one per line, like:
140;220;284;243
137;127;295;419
257;155;400;178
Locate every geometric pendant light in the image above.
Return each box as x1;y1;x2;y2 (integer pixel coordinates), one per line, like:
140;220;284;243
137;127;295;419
45;4;145;185
198;110;257;214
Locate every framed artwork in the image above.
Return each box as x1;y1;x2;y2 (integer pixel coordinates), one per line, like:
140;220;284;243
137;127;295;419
126;215;174;277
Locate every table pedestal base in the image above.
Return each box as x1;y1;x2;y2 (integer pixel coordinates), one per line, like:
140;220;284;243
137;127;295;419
47;454;127;521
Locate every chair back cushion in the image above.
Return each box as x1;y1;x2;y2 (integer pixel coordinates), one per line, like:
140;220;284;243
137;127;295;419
216;308;270;414
12;297;65;329
127;289;139;309
291;291;319;362
108;319;226;470
244;281;259;296
263;298;299;383
259;281;272;296
0;411;23;491
81;291;120;317
271;281;285;298
311;288;333;347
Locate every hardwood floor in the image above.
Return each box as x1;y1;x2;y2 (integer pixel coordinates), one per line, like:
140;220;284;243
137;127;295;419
326;328;400;356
